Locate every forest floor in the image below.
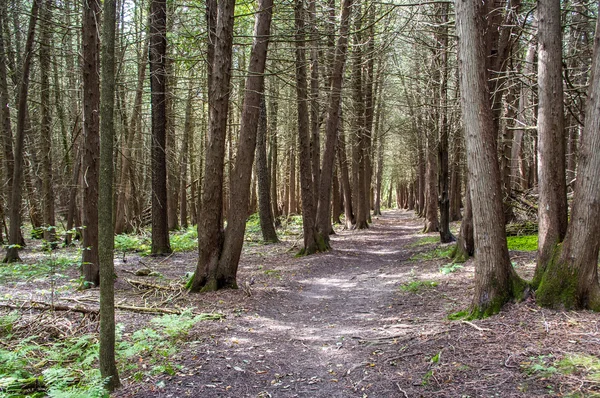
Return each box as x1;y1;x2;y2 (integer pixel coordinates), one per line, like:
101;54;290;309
2;210;600;397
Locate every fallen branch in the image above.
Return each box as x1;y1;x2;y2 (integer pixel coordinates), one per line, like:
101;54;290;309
126;278;179;291
461;320;491;332
0;301;98;315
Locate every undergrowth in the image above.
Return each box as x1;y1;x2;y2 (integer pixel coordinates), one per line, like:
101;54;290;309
506;235;538;251
410;245;455;261
0;253;80;284
400;280;438;293
0;310;223;397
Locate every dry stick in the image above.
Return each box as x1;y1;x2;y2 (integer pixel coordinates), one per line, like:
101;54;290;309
125;278;179;291
396;383;409;398
461;320;491;332
0;301;98;315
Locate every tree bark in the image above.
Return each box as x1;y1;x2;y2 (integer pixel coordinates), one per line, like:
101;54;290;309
294;0;322;254
149;0;172;255
98;0;120;386
256;96;278;243
456;0;528;318
315;0;352;246
3;0;38;263
535;11;600;310
39;0;56;245
337;113;354;229
534;0;568;287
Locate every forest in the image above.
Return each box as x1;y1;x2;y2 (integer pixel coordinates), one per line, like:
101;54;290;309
0;0;600;396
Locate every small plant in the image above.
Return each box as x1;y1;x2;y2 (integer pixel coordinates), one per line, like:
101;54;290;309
522;354;558;378
447;309;469;320
264;269;282;279
400;280;438;293
506;235;538;251
439;263;463;274
150;310;223;340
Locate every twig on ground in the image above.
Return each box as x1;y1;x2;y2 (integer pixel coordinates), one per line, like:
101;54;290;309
461;320;491;332
396;383;409;398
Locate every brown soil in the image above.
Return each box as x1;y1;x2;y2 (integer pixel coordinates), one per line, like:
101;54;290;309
3;210;600;397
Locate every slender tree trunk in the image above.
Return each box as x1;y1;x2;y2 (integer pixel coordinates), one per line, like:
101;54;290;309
256;96;278;243
337;114;354;229
456;0;528;318
179;85;193;229
294;0;322;254
3;0;38;263
98;0;120;386
534;0;568;287
449;131;462;221
149;0;172;254
268;77;279;220
39;0;56;245
332;164;342;224
308;0;320;201
315;0;352;246
452;179;474;263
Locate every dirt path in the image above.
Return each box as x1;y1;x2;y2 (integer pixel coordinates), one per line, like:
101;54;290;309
115;210;600;398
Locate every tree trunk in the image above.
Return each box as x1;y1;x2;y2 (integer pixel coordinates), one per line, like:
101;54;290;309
268;77;279;220
189;0;235;292
315;0;352;247
149;0;172;255
452;179;474;263
337;116;354;229
256;96;278;243
456;0;528;318
294;0;322;254
534;0;568;287
179;86;193;229
98;0;120;386
3;0;38;262
79;0;100;283
39;0;56;245
536;11;600;310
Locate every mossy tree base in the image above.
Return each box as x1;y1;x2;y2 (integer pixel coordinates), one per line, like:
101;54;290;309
536;244;600;311
470;274;530;319
187;274;238;293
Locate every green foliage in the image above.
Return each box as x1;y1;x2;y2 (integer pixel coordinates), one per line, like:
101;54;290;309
557;354;600;382
0;253;80;283
506;235;538;251
409;236;439;247
170;227;198;252
439;263;463;275
410;245;455;261
0;312;18;337
114;233;151;255
149;310;223;340
400;280;438;293
447;310;469;320
521;355;558;378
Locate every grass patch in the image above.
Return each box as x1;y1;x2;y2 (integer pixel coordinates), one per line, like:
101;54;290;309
506;235;538;251
447;309;469;320
409;236;439;248
114;233;151;255
410;245;455;261
170;226;198;252
557;354;600;382
521;354;558;378
400;280;438;293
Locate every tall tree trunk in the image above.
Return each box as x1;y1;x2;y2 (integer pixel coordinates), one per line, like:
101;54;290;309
3;0;38;263
456;0;528;318
179;85;193;229
80;0;100;283
452;179;474;263
351;0;368;230
256;96;278;243
39;0;56;245
437;2;452;242
448;131;462;222
294;0;322;254
308;0;320;201
98;0;120;386
268;76;279;220
535;10;600;310
534;0;568;287
149;0;172;254
315;0;352;246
